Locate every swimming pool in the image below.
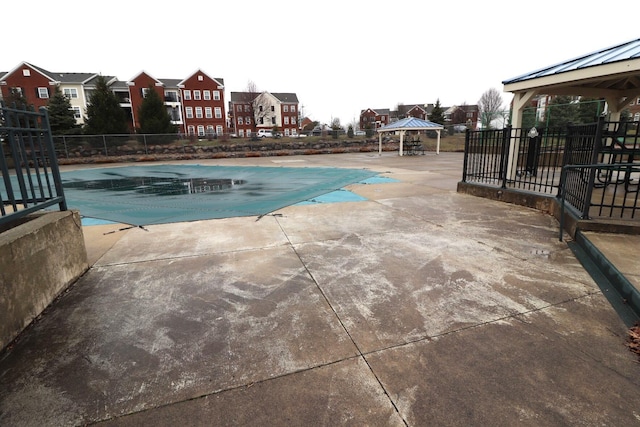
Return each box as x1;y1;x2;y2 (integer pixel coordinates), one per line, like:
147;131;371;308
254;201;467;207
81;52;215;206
57;164;381;226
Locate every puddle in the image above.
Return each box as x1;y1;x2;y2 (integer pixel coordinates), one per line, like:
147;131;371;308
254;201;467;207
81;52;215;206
64;176;246;196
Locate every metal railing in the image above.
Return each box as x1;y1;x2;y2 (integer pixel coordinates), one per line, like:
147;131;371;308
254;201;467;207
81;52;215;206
463;125;570;195
0;103;67;227
462;118;640;224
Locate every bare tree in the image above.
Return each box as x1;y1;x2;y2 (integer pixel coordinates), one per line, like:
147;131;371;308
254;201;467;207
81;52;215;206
478;88;504;129
244;80;275;133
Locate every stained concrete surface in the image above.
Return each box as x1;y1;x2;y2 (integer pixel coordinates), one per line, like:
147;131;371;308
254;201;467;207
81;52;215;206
1;152;639;426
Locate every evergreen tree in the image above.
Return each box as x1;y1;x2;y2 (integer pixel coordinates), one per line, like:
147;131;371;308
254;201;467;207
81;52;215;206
47;86;78;134
429;99;445;125
84;75;128;134
575;97;604;124
4;87;31;109
546;96;579;129
137;85;176;134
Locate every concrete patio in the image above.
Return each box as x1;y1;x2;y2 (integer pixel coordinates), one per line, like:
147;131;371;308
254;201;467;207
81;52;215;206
1;152;639;426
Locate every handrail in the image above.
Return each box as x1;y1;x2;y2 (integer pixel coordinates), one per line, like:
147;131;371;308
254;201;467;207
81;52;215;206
1;103;67;227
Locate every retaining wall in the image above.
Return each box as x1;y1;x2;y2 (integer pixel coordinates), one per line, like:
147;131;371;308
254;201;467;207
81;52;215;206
0;211;88;350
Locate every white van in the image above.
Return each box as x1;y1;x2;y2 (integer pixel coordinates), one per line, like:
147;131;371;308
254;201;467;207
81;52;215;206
257;129;273;138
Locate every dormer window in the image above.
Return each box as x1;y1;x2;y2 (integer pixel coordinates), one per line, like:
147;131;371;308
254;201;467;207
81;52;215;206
22;69;30;76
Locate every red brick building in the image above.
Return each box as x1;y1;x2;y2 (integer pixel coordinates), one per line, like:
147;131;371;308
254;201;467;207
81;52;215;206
177;70;226;137
359;108;390;130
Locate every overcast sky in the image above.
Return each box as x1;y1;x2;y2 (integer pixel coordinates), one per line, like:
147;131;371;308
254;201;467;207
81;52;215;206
3;1;638;126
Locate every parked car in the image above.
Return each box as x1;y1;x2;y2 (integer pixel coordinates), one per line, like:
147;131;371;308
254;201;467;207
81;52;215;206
354;130;366;136
257;129;273;138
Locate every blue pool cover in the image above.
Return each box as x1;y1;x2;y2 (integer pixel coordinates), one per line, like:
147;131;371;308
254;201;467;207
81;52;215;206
56;164;379;226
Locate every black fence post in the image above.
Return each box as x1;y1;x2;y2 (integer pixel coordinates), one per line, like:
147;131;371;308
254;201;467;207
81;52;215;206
39;107;67;211
499;125;511;189
462;129;470;182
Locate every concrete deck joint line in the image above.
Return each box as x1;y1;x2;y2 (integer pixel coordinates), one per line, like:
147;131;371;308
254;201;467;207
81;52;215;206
278;216;410;425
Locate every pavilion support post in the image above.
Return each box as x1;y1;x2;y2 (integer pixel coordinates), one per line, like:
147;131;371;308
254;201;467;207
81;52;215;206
378;132;382;156
506;90;536;180
436;130;441;154
399;131;405;156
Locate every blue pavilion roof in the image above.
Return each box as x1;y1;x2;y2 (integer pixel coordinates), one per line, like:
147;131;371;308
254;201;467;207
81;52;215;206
378;117;443;132
503;38;640;85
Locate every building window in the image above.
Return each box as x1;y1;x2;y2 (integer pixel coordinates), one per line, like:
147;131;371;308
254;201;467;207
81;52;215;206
70;106;81;119
259;105;263;112
244;105;250;112
198;75;203;81
195;107;203;118
284;117;289;125
38;87;49;98
197;125;205;136
271;105;275;112
184;90;191;100
216;125;223;135
291;105;296;112
245;116;251;125
187;125;195;135
214;107;222;118
63;88;78;99
259;117;264;125
205;107;212;118
213;91;220;101
165;90;178;102
206;125;215;135
238;117;244;125
271;117;276;125
185;107;193;119
285;129;290;136
203;90;211;100
239;130;245;137
22;69;31;76
237;105;242;112
292;117;296;124
194;90;201;100
141;87;151;98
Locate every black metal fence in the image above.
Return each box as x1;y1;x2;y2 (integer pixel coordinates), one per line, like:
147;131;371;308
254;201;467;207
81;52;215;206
462;118;640;221
0;103;67;227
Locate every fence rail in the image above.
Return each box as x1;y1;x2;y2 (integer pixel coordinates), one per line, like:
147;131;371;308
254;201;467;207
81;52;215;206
0;103;66;227
462;118;640;223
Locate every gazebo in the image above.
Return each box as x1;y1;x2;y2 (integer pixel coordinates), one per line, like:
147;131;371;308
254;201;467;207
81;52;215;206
503;38;640;129
376;117;444;156
502;38;640;179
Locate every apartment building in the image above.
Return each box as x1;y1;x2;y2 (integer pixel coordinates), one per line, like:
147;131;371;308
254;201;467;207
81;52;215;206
228;91;299;137
359;108;390;130
0;62;226;136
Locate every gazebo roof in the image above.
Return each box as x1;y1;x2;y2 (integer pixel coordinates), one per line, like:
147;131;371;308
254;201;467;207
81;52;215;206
503;38;640;98
377;117;443;132
503;38;640;86
502;38;640;127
